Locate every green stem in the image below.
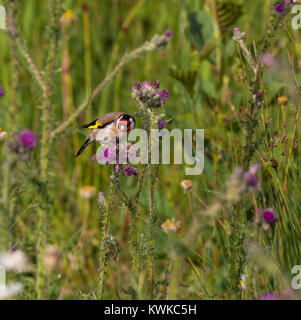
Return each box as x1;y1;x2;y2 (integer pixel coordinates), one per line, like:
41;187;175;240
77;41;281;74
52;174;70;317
0;0;20;252
98;175;116;300
147;112;155;299
148;164;155;299
130;164;146;283
36;0;60;299
1;157;9;252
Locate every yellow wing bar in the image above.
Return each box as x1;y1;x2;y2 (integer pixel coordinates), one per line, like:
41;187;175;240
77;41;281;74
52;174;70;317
88;121;103;129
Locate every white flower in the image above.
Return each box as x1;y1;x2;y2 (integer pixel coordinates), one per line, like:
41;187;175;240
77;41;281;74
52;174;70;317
240;275;247;290
80;186;96;199
0;131;7;142
0;283;22;300
0;250;29;273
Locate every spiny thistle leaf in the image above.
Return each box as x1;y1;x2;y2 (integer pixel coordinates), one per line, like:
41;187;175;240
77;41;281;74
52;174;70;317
184;10;215;51
169;67;197;96
216;1;242;35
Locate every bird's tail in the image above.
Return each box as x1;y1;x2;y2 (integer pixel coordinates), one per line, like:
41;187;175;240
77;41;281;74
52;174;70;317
75;138;92;158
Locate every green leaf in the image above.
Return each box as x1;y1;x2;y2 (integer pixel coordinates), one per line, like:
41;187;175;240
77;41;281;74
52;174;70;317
216;1;242;36
169;67;197;96
185;10;215;51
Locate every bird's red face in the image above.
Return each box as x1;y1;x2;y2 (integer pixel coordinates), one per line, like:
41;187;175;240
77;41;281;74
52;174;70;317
116;114;136;132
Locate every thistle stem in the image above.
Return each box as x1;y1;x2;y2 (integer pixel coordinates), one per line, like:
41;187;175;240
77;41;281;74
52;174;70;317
147;111;155;299
98;175;116;300
36;0;60;299
130;164;146;283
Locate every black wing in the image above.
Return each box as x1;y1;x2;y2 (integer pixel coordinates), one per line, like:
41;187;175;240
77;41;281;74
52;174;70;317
81;119;100;128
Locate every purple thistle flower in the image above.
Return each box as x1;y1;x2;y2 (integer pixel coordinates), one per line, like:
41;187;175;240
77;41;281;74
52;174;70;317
123;165;138;176
256;92;262;99
158;119;167;129
261;293;277;300
244;163;260;189
245;172;259;188
142;80;151;87
274;3;286;15
249;163;260;175
132;80;169;108
96;147;116;165
157;89;169;101
260;52;276;67
165;29;173;38
262;208;278;225
115;163;121;174
20;130;37;149
233;27;240;34
134;81;142;90
153;80;160;89
0;85;4;97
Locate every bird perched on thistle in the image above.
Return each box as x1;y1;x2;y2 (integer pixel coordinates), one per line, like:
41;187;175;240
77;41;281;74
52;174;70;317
75;112;136;157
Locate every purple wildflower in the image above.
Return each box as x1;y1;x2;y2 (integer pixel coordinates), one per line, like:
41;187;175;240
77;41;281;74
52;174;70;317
260;52;276;67
96;147;116;165
20;130;37;149
245;172;259;188
157;90;169;101
134;81;142;90
261;293;277;300
253;92;264;107
244;163;260;189
274;3;286;15
142;80;151;87
153;80;160;89
256;92;262;99
123;165;138;176
262;208;278;225
158;119;167;129
249;163;260;175
232;27;246;41
164;29;173;38
0;86;4;97
115;163;121;174
132;80;169;108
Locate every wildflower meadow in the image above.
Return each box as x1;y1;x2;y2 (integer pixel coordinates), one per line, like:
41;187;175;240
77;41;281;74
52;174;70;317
0;0;301;301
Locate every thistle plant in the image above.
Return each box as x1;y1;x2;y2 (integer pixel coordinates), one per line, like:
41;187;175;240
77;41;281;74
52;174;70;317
97;183;117;299
228;2;296;296
93;33;171;299
131;79;170;298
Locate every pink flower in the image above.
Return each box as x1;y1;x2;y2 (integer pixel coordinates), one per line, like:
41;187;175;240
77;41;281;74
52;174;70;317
261;293;277;300
262;208;278;225
164;29;173;38
20;130;37;149
96;147;116;165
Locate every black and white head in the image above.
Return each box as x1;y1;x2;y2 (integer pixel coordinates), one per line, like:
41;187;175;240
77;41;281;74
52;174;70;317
116;114;136;133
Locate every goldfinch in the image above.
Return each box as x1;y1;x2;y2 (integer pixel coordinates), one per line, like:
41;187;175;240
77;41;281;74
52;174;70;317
75;112;136;157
